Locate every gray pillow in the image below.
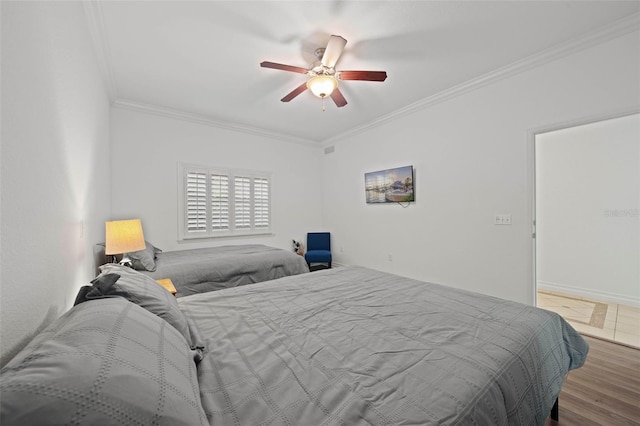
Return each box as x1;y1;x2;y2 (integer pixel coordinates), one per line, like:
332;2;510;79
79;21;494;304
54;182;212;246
97;263;191;346
0;298;208;426
126;240;162;271
73;273;121;306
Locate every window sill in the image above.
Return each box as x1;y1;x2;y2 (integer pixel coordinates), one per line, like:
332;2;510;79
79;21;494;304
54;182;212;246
179;230;274;242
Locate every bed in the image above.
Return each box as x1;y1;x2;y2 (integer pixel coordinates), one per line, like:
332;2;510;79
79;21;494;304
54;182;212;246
121;243;310;297
1;265;588;425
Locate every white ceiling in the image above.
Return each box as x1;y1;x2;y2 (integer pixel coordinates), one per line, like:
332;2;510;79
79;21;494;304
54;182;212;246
88;1;640;144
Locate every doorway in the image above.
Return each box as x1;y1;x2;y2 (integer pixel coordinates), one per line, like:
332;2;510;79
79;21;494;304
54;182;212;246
533;112;639;348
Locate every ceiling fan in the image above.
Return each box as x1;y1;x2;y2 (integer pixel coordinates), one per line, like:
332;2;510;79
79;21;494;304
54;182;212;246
260;35;387;110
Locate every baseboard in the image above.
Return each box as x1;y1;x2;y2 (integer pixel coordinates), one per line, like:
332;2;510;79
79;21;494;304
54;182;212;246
537;281;640;307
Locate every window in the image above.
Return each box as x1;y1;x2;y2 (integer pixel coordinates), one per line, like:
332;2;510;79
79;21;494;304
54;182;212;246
179;164;271;239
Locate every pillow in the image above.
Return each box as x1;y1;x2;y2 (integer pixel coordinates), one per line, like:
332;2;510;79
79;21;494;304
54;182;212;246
73;273;121;306
0;298;208;426
96;263;192;346
126;240;162;272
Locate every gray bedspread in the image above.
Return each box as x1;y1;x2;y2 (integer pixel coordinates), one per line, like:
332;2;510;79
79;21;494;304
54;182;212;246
141;244;309;297
179;266;588;426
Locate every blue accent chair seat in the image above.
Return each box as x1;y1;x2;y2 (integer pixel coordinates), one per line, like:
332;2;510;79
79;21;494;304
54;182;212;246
305;232;332;269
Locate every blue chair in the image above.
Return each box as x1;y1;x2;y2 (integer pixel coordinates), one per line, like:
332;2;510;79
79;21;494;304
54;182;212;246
305;232;332;269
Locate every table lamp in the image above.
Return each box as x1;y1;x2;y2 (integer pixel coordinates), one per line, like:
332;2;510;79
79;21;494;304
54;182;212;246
105;219;146;265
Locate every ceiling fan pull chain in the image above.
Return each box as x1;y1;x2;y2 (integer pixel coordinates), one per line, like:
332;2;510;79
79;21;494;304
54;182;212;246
322;96;326;112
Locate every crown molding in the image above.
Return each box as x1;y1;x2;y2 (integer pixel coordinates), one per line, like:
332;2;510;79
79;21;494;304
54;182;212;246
321;12;640;146
112;100;319;147
83;0;118;101
84;1;637;147
83;0;316;146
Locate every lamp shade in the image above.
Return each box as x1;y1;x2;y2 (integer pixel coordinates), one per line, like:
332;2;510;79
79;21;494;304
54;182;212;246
307;75;338;98
105;219;146;255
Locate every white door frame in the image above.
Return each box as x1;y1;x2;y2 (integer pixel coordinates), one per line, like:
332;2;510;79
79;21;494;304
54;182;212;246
526;107;640;306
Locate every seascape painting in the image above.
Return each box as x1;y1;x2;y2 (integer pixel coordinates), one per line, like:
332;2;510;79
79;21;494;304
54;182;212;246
365;165;414;203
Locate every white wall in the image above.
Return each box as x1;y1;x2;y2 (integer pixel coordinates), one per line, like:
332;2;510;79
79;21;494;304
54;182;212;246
536;114;639;306
0;2;111;365
110;107;323;252
322;30;640;305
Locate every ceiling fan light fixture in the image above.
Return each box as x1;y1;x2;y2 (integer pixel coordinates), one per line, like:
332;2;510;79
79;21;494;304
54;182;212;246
307;74;338;98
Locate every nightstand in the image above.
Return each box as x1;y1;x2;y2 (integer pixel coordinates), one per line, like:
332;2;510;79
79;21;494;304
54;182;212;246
156;278;177;296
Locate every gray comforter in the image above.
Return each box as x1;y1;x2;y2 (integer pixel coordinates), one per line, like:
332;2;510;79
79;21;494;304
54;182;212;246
141;244;309;297
179;266;588;426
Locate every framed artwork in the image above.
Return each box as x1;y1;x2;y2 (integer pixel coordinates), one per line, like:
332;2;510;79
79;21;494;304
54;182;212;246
365;165;414;203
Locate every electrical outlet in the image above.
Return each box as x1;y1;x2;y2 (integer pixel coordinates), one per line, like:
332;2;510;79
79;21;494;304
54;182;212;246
494;214;512;225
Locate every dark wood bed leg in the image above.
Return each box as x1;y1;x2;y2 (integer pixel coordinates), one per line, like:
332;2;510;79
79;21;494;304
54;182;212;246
551;397;559;421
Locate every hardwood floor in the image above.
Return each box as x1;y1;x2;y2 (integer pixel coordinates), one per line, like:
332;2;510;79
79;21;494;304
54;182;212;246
545;335;640;426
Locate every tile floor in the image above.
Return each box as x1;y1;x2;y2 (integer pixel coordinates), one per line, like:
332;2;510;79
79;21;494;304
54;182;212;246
537;290;640;349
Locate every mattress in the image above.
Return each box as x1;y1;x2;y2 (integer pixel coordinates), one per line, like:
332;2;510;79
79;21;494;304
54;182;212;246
141;244;309;297
178;266;588;425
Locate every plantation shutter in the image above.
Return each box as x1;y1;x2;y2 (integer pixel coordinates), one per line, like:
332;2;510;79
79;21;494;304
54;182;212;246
186;171;208;233
180;164;271;239
234;176;251;229
211;174;229;230
254;177;270;229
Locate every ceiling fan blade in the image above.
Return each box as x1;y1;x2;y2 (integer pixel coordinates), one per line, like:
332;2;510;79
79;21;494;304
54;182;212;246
330;88;347;108
260;61;308;74
321;35;347;68
338;70;387;81
281;82;308;102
